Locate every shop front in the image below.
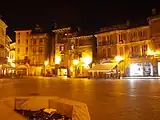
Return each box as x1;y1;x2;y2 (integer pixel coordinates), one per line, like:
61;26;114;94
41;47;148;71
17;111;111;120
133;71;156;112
129;62;153;77
88;62;119;79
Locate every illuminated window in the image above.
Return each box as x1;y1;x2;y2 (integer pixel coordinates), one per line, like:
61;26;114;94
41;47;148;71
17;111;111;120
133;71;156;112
71;44;74;50
142;45;148;56
60;45;64;51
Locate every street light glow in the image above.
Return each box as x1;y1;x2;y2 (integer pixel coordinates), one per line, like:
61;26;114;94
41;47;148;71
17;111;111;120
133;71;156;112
82;57;92;65
11;63;15;68
73;60;79;65
115;56;124;62
55;56;61;64
44;61;49;66
147;48;156;56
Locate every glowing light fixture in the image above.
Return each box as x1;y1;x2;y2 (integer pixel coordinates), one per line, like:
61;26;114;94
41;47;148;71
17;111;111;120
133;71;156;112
55;56;61;64
147;48;156;56
44;61;49;66
82;57;92;65
73;60;79;65
115;56;124;62
11;63;15;68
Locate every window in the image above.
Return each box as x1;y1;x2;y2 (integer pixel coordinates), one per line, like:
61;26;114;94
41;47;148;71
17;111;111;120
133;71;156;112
97;36;102;45
26;32;29;37
40;38;43;45
26;39;28;44
18;39;20;44
142;45;148;56
33;48;36;53
39;47;42;53
33;39;36;44
60;45;64;51
139;31;143;37
119;34;123;43
26;47;28;53
102;36;106;45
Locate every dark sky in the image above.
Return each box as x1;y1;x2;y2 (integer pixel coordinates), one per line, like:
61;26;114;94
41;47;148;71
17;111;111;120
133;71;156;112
0;0;159;41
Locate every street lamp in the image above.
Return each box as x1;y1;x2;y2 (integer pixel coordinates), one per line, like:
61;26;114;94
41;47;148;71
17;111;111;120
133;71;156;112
44;61;48;76
82;57;92;65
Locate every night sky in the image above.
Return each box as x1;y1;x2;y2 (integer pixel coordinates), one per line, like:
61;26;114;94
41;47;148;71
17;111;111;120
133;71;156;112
0;0;159;41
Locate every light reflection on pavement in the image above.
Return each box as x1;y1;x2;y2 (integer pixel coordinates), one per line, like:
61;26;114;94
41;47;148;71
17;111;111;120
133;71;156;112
1;77;160;120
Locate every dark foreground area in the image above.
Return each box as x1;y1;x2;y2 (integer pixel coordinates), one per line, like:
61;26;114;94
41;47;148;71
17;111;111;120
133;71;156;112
1;77;160;120
15;109;71;120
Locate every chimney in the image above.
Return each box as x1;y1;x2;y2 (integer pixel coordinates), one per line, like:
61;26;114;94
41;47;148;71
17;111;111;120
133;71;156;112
152;8;156;15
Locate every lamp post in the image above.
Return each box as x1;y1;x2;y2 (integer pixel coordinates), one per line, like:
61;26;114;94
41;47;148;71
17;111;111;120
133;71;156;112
44;61;48;76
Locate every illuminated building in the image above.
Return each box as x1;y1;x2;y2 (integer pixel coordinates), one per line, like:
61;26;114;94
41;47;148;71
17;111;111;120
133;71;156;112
15;25;51;76
68;35;96;77
52;27;97;77
0;19;12;76
94;19;157;77
52;27;71;76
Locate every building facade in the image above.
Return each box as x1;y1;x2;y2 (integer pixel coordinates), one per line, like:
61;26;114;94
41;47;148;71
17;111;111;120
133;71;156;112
0;19;12;76
95;21;157;77
52;27;96;77
15;25;50;76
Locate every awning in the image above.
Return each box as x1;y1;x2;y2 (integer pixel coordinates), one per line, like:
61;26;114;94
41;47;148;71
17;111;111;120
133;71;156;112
89;63;117;72
15;65;28;69
2;64;12;69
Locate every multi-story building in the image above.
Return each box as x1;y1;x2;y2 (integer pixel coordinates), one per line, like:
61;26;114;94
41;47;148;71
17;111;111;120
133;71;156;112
0;19;12;75
15;30;31;75
93;21;155;77
68;35;96;77
52;27;97;77
52;27;72;76
15;25;51;76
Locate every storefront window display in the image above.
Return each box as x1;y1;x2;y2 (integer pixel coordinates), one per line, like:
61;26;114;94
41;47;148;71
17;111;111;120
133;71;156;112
130;63;153;76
